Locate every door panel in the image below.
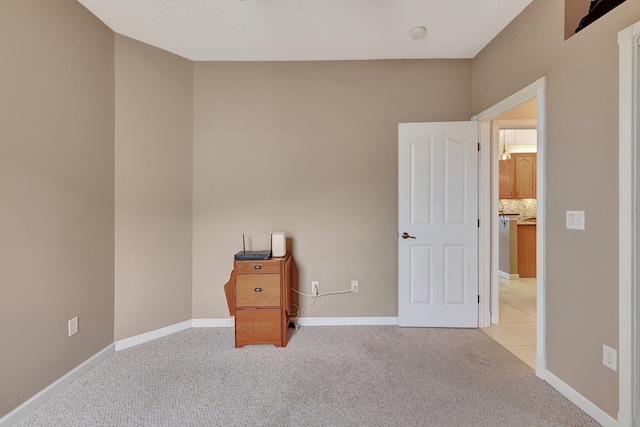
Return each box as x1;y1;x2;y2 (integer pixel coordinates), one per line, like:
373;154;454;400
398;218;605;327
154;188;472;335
444;137;467;225
399;122;478;327
410;245;432;305
411;138;433;225
444;245;465;305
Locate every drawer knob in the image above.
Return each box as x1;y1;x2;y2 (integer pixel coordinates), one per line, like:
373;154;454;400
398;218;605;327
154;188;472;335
253;265;262;270
254;287;263;292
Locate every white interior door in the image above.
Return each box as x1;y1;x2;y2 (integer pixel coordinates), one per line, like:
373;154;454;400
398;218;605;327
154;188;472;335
398;122;478;327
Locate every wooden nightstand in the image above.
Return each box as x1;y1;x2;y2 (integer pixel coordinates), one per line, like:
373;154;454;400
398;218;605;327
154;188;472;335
227;253;293;348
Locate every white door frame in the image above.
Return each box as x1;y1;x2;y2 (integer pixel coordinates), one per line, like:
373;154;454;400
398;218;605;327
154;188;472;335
618;20;640;427
472;77;547;379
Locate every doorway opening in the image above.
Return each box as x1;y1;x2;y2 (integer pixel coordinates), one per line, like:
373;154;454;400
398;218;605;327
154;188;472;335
485;106;538;369
473;77;546;378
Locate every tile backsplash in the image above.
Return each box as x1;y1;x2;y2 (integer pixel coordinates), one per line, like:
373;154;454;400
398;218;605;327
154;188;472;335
499;198;537;219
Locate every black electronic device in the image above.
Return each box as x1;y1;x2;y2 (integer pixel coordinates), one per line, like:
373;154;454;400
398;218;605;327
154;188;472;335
234;234;272;260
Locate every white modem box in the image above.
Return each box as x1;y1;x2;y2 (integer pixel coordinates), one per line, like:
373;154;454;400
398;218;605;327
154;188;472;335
272;232;286;257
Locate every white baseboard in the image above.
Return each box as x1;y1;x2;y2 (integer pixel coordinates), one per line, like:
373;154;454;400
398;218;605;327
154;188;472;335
535;354;545;380
297;316;399;326
617;411;632;427
498;270;520;279
544;370;617;427
189;317;399;327
115;320;191;351
113;317;401;349
191;318;234;328
0;343;114;427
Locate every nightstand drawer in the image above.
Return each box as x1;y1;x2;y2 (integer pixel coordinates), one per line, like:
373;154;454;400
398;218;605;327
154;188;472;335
235;309;281;347
236;274;280;307
234;261;280;274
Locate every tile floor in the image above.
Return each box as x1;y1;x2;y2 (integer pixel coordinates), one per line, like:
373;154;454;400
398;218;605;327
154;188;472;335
482;277;537;368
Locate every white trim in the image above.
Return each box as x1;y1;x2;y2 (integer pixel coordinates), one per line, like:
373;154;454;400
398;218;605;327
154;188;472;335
478;119;491;328
545;370;618;427
618;20;640;427
498;271;520;280
114;320;191;351
191;318;234;328
115;317;398;341
0;344;114;427
109;316;399;352
622;413;634;427
297;317;399;326
535;80;547;379
472;76;547;379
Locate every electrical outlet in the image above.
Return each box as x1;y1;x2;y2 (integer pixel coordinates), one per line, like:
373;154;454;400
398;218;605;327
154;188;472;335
68;316;79;337
311;281;319;296
351;280;358;292
603;344;617;371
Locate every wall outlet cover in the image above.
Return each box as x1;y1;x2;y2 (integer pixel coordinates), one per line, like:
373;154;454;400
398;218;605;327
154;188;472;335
68;316;79;337
603;344;617;371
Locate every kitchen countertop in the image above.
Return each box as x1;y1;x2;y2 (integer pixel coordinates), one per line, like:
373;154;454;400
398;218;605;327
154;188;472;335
518;218;537;226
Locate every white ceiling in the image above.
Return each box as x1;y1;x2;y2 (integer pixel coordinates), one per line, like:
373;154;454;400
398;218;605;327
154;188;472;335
77;0;533;61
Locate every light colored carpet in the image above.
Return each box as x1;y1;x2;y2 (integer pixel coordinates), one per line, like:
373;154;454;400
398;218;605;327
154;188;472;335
16;327;600;426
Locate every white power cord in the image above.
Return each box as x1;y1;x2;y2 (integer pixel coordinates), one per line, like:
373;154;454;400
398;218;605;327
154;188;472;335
294;288;352;298
290;286;353;330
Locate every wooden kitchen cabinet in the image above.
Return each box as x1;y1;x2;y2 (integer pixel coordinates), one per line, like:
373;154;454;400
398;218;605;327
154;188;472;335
499;158;515;199
515;154;535;199
517;225;536;278
230;253;293;348
499;153;536;199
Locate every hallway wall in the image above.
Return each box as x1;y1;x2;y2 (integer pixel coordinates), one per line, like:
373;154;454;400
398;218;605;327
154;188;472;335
472;0;640;417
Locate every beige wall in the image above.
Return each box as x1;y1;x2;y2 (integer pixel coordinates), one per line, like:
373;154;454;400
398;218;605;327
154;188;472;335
3;0;637;421
114;35;193;340
0;0;115;417
472;0;640;417
192;60;471;318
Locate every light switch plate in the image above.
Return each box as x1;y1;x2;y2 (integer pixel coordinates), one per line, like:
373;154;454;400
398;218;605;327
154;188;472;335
566;210;585;230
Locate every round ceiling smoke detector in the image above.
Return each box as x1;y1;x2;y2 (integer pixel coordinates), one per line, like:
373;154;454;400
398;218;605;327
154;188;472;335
409;26;427;39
